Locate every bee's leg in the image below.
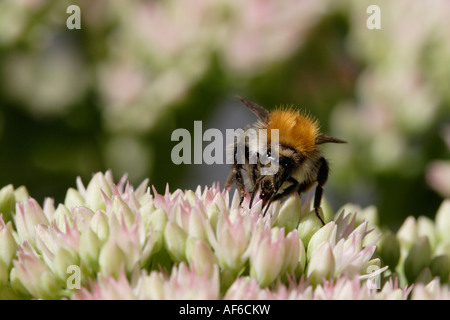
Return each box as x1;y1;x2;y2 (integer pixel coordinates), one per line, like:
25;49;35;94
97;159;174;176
227;139;248;205
263;195;276;216
237;178;246;206
313;157;329;226
250;163;259;188
270;178;299;202
227;166;246;203
266;178;314;214
249;181;260;209
225;170;236;189
247;153;262;208
249;173;265;208
225;165;246;206
232;165;246;206
226;143;238;189
262;181;283;216
261;176;302;215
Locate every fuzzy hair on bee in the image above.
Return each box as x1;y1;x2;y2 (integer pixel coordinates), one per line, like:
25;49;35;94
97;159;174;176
225;97;346;225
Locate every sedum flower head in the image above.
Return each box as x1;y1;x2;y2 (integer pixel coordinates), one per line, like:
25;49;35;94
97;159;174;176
14;198;49;247
410;278;450;300
0;171;449;299
74;262;220;300
0;216;17;270
375;198;450;288
248;227;299;287
224;275;412;300
11;241;63;299
0;185;15;224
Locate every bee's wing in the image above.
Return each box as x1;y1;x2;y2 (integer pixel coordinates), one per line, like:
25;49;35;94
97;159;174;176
236;96;271;123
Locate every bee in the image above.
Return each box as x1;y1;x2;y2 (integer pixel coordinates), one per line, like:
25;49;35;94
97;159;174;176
225;97;346;225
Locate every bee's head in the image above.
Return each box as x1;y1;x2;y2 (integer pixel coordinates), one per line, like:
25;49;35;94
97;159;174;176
258;154;298;207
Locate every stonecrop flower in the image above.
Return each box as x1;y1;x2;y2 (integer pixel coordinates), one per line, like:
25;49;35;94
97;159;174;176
376;199;450;288
0;170;449;300
73;262;220;300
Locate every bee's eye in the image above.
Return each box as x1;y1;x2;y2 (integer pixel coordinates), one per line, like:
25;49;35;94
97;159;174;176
280;159;289;168
266;150;271;157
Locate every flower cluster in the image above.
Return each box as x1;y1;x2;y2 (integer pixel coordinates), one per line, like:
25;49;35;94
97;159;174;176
376;200;450;288
0;0;328;132
1;171;449;299
426;128;450;198
327;0;450;202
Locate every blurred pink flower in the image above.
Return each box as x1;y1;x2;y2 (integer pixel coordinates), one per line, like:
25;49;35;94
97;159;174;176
225;275;412;300
11;240;63;299
426;161;450;198
411;278;450;300
249;227;299;287
14;198;48;246
73;266;136;300
74;262;220;300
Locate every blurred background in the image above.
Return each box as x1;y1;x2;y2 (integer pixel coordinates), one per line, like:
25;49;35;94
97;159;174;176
0;0;449;228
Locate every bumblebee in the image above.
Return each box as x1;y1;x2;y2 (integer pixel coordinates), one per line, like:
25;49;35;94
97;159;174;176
225;97;346;225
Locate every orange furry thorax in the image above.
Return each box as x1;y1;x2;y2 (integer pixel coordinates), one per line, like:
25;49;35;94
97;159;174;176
265;108;320;154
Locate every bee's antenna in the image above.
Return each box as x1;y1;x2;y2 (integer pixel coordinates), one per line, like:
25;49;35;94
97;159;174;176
236;96;271;123
315;134;347;145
